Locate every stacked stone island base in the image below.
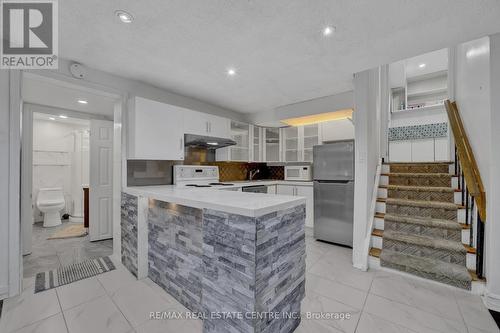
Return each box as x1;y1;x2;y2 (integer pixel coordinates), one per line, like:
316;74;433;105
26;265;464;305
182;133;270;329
121;191;306;333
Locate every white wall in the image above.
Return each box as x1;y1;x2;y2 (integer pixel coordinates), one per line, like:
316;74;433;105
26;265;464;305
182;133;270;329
32;118;89;222
321;119;354;142
0;71;11;299
453;35;500;311
28;58;246;123
390;106;448;127
352;68;382;270
454;37;491;187
248;90;354;127
0;70;21;299
485;32;500;312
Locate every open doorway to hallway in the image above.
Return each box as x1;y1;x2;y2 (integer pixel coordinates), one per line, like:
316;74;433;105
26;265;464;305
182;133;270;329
21;73;119;278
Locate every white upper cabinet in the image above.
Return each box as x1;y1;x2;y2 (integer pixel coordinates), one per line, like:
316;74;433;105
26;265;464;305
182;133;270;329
251;125;262;162
303;124;319;162
183;109;230;139
283;126;300;162
208;114;231;139
128;97;184;160
282;124;319;162
216;120;250;162
320;119;354;143
264;127;281;162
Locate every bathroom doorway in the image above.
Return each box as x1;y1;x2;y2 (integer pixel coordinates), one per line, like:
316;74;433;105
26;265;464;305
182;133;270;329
20;73;120;278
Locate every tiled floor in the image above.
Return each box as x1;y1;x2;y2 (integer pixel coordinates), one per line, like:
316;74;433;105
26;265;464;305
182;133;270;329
1;228;498;333
23;221;113;278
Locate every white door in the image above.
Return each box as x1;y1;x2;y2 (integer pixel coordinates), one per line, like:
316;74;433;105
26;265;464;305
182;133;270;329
89;120;113;241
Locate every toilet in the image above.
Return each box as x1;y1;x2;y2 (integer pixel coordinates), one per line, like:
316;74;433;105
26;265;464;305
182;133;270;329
36;188;66;228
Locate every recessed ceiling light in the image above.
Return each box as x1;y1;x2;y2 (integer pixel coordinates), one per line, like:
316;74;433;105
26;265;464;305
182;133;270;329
227;68;236;76
323;26;335;36
77;99;88;104
49;117;55;121
59;115;68;119
115;10;133;23
419;63;426;69
207;142;219;146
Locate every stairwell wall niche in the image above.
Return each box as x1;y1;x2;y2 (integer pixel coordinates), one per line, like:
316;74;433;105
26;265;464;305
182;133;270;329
388;48;451;162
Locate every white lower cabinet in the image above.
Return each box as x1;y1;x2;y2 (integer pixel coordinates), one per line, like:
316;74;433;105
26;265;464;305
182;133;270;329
277;184;295;196
388;141;412;162
389;137;450;162
267;185;276;194
411;139;434;162
277;184;314;228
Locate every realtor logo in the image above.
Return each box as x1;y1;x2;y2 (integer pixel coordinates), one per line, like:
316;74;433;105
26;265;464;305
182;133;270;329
1;0;58;69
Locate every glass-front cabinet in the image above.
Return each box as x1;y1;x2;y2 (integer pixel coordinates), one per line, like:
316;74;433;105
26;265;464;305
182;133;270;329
251;125;262;162
282;124;319;162
303;124;319;162
264;128;280;162
283;126;300;162
228;120;250;161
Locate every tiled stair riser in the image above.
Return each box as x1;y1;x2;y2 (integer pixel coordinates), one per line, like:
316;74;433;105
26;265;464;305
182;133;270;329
385;204;457;221
383;239;466;265
384;220;461;242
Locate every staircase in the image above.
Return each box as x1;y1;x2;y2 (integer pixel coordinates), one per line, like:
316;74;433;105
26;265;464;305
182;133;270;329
369;161;480;290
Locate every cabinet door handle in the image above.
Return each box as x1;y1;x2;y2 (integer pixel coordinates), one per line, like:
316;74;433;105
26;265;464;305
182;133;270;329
180;137;183;149
209;122;212;133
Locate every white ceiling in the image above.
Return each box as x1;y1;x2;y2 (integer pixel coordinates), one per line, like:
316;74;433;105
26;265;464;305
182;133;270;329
58;0;500;114
33;112;90;127
22;74;117;117
405;48;448;78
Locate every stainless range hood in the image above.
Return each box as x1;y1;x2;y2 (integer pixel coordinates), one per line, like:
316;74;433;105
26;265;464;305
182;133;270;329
184;134;236;149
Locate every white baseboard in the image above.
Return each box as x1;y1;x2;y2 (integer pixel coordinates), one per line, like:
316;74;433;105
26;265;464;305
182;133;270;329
0;285;8;300
483;289;500;312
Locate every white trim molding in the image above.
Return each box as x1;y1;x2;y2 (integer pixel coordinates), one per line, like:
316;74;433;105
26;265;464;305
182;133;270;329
483;289;500;312
358;159;382;271
8;70;22;298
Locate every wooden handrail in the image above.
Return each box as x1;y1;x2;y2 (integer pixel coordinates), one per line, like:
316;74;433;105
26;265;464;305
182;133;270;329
444;100;486;221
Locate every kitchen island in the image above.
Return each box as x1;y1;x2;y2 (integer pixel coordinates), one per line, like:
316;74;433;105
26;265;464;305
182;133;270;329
121;186;306;333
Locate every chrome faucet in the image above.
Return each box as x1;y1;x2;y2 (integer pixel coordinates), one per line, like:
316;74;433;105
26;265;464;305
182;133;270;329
249;169;260;181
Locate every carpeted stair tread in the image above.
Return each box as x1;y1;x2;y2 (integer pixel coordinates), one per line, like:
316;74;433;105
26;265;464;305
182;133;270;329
384;161;453;165
384;213;463;230
386;198;459;210
382;172;453;178
383;229;466;253
383;185;456;193
380;249;471;287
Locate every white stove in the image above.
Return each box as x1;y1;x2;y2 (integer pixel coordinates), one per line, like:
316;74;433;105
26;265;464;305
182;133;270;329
173;165;234;188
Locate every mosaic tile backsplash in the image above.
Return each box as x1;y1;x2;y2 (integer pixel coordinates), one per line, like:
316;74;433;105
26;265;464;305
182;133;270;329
202;162;284;182
389;122;448;141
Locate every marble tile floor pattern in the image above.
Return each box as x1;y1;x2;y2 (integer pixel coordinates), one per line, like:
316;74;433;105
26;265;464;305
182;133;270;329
23;221;113;278
1;228;497;333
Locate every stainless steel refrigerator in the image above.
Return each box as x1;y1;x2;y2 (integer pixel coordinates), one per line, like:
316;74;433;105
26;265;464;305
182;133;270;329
313;140;355;246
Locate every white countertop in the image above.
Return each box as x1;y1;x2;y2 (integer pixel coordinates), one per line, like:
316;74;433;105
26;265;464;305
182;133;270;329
123;181;308;217
220;180;313;188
